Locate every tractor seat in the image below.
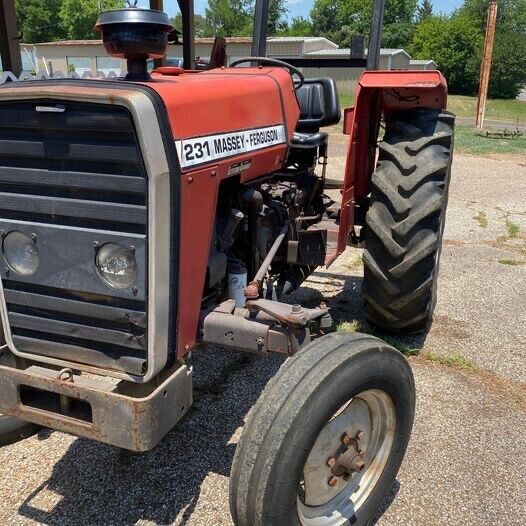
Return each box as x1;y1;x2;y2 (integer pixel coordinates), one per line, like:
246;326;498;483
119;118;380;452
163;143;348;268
291;131;328;149
295;77;341;134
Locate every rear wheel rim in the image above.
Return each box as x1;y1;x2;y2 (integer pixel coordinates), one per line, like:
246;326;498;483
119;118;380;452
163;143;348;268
297;389;396;525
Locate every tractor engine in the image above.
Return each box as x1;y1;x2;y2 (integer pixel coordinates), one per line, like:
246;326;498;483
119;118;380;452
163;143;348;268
204;170;334;308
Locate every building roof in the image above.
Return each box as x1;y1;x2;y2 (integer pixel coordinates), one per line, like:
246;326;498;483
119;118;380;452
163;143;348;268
305;47;409;57
28;40;104;46
410;59;437;65
29;36;339;47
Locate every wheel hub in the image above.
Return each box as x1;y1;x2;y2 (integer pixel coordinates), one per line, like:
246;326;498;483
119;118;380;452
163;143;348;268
298;390;396;525
327;431;366;485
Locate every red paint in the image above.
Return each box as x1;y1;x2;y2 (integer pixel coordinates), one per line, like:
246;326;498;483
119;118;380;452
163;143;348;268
140;68;447;357
334;70;448;263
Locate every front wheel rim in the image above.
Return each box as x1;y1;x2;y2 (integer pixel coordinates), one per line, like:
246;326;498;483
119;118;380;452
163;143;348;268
297;389;396;525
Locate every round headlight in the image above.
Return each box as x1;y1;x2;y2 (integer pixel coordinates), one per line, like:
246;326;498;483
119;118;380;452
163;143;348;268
3;231;40;276
96;243;137;290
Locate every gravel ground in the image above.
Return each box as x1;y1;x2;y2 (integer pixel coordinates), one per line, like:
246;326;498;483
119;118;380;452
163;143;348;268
1;144;525;525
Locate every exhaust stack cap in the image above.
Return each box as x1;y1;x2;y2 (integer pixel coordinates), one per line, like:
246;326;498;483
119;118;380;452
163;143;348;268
95;7;174;81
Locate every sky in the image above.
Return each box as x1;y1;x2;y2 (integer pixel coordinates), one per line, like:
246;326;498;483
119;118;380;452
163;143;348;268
137;1;464;20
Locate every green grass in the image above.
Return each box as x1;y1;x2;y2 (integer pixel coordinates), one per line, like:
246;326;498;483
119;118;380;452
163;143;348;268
422;351;477;370
506;220;520;239
338;93;525;124
473;211;488;228
335;320;421;356
339;93;355;109
498;258;525;266
454;125;526;155
446;95;526;123
335;320;479;370
338;91;525;154
343;254;363;271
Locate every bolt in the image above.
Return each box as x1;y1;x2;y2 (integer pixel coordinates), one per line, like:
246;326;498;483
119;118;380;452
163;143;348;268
356;430;364;440
328;475;338;487
327;457;336;468
341;432;351;446
31;233;37;242
291;304;303;313
92;241;99;249
0;230;4;239
211;170;217;177
131;286;138;296
256;337;265;347
187;176;193;184
128;245;136;254
4;268;9;277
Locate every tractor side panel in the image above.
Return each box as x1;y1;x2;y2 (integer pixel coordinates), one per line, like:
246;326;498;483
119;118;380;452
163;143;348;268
147;68;301;357
334;70;448;261
150;68;299;182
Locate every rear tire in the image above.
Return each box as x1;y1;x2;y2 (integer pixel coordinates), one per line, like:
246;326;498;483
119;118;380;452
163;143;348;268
0;414;40;448
229;332;415;526
363;108;455;333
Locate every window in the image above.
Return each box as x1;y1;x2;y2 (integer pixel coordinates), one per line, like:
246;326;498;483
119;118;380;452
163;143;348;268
96;56;123;75
67;57;91;75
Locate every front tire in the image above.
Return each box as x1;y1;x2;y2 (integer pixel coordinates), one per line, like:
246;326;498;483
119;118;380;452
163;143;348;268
363;108;455;333
229;332;415;526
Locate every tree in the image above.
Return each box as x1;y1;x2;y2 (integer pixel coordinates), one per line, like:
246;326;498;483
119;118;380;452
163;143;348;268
268;0;289;35
488;32;526;99
60;0;125;40
15;0;65;43
310;0;418;48
204;0;252;37
457;0;526;98
416;0;433;22
459;0;526;33
382;21;415;49
382;0;418;26
172;13;209;38
410;15;483;95
277;17;313;37
311;0;344;36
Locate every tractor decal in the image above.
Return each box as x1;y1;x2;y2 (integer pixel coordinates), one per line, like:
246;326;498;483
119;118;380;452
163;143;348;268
175;124;286;168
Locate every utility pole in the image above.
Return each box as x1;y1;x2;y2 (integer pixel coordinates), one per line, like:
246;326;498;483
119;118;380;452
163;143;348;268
475;1;498;129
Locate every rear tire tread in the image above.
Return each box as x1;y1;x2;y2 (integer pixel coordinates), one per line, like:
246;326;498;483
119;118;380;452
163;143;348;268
363;108;455;333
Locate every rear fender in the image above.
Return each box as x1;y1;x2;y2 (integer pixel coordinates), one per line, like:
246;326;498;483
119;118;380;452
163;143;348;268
333;70;448;263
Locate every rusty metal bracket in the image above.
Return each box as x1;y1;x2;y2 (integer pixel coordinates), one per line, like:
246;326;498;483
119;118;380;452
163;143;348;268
202;303;291;354
0;362;192;451
245;298;330;328
201;299;330;356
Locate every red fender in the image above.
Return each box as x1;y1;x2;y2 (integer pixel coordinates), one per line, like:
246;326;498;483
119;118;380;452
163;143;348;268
333;70;448;263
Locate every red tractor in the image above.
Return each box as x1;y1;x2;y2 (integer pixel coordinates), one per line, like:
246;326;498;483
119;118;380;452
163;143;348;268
0;2;454;524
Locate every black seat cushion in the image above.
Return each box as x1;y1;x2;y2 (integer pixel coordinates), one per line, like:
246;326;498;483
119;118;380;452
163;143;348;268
291;131;328;148
295;78;341;133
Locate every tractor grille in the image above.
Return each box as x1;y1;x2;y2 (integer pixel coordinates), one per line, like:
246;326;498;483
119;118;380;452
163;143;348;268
0;100;148;376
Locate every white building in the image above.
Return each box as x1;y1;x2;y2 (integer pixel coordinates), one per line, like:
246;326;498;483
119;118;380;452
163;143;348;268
19;36;436;91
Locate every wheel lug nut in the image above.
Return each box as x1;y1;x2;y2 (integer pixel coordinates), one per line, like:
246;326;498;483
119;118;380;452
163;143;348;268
328;475;338;487
327;457;336;468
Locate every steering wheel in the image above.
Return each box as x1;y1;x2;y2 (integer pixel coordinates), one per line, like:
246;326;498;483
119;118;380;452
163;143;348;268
229;57;305;90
